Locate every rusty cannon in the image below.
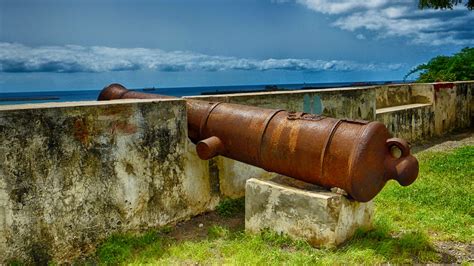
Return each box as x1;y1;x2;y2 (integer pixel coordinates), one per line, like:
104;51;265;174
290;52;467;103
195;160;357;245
98;83;418;202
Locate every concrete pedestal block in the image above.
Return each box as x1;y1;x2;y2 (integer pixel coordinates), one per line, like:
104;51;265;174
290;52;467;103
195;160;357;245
245;175;374;247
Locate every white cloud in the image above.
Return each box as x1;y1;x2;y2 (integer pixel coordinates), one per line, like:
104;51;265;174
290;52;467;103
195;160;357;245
295;0;390;14
286;0;474;46
0;42;402;73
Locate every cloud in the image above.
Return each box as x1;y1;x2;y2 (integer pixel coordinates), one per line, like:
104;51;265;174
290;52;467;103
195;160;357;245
295;0;390;14
288;0;474;46
0;42;402;73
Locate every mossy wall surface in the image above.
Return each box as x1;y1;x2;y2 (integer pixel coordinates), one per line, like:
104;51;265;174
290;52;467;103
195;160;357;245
375;82;473;142
188;86;376;120
0;99;218;263
377;105;435;142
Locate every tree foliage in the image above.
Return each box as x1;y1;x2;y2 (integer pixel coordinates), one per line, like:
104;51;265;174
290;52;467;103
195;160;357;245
404;47;474;82
419;0;474;10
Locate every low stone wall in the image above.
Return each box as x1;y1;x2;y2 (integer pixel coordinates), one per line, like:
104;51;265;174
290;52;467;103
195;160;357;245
375;82;473;142
377;104;434;142
433;82;472;135
375;83;433;109
0;99;219;263
0;81;472;263
188;86;375;120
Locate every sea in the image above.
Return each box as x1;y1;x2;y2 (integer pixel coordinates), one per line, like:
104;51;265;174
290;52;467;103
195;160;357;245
0;81;400;105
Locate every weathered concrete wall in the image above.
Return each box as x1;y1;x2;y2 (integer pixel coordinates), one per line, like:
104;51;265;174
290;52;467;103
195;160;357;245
375;82;473;142
0;99;217;264
188;86;376;120
375;83;433;109
433;82;473;135
375;83;435;142
377;104;434;142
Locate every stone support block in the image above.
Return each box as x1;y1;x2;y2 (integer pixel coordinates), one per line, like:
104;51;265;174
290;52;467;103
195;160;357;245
245;176;374;247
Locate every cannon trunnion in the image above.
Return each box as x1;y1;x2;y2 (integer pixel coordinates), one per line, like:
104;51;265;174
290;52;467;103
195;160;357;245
98;84;418;202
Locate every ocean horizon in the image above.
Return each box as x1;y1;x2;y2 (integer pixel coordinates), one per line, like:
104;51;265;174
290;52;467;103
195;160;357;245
0;80;404;105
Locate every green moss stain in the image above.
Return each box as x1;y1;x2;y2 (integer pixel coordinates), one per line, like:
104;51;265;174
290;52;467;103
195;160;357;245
124;161;136;175
29;243;52;266
313;95;323;114
303;94;311;113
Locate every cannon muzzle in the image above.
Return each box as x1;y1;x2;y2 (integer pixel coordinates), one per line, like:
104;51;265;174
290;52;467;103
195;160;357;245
98;83;418;202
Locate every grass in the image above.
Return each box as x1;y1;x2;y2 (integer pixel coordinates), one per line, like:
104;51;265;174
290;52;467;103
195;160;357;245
215;197;245;217
87;145;473;265
376;145;473;242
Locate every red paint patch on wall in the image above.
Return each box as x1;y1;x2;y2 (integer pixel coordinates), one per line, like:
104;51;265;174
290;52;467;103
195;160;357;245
433;83;454;92
73;118;89;144
434;83;454;102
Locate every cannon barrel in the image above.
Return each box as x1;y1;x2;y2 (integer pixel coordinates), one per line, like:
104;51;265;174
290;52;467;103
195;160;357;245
98;83;418;202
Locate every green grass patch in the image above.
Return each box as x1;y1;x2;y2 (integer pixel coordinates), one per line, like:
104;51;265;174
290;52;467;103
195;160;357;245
375;145;473;242
208;225;231;239
95;229;167;265
91;145;473;265
116;225;439;265
215;197;245;217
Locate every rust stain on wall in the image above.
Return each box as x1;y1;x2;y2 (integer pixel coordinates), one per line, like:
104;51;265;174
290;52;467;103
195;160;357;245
110;121;137;135
73;118;90;145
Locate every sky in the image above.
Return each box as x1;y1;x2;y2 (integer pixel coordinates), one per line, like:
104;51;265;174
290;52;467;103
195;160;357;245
0;0;473;92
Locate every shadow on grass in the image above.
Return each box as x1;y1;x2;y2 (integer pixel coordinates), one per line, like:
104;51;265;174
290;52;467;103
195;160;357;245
339;217;447;264
410;129;472;154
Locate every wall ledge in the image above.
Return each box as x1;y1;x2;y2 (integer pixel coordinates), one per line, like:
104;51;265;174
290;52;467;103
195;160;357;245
0;98;182;112
185;86;375;99
376;103;432;114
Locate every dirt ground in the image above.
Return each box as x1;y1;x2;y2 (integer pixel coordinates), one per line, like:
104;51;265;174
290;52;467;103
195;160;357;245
412;129;474;154
434;241;473;264
168;211;245;242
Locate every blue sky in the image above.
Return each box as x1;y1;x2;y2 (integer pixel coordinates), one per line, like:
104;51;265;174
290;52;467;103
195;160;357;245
0;0;473;92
